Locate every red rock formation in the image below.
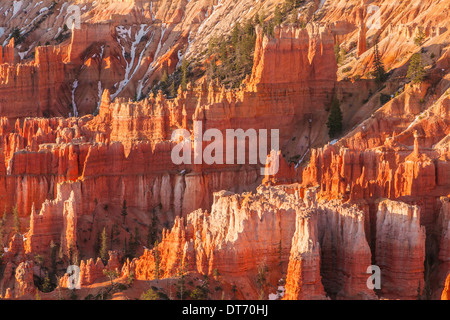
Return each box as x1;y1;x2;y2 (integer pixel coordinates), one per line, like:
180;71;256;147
79;258;105;286
106;251;121;272
0;38;15;65
2;233;26;264
375;200;426;299
442;274;450;300
0;262;15;297
284;212;326;300
134;186;300;298
133;185;378;299
317;200;375;300
0;1;449;301
26;182;81;260
3;288;12;299
437;197;450;297
0;45;69;119
356;15;367;57
14;261;35;298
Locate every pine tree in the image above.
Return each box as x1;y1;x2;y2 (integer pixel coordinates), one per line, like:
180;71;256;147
267;21;275;38
231;23;241;46
11;27;22;44
274;6;283;26
326;96;343;138
124;237;128;257
169;80;176;98
34;254;45;278
414;29;426;47
50;241;57;275
147;212;159;248
334;43;341;64
99;227;108;264
213;268;220;280
103;269;119;288
180;59;189;91
259;10;266;27
13;206;20;233
244;19;255;37
132;227;141;257
154;240;160;280
0;210;5;246
160;70;169;87
42;275;54;293
407;53;425;83
231;284;237;299
372;38;387;84
177;264;186;300
110;224;120;250
121;200;127;224
141;288;159;300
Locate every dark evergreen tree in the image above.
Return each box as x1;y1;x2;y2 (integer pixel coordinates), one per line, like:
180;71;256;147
372;38;387;84
334;43;341;64
169;80;176;98
180;59;189;90
326;96;343;138
11;27;22;44
160;70;169;88
154;240;161;280
147;212;159;248
121;200;128;224
99;227;108;264
274;6;283;26
407;53;425;83
13;206;20;233
414;29;426;47
42;275;54;293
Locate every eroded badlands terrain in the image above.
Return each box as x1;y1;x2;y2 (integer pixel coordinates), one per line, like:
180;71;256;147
0;0;448;300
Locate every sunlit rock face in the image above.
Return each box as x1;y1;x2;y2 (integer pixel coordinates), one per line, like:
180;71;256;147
0;0;449;301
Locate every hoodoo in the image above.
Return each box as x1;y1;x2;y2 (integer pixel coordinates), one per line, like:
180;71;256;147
0;0;448;302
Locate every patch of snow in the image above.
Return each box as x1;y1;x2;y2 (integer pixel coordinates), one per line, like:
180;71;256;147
113;24;153;100
116;25;132;39
314;0;327;14
150;1;156;21
55;2;67;23
12;1;23;18
96;81;103;111
295;149;310;169
71;80;79;117
268;286;285;300
136;24;166;100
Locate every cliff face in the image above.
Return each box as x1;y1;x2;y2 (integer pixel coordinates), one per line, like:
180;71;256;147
375;200;426;299
283;212;326;300
442;274;450;300
131;186;379;300
134;186;299;298
0;0;449;301
0;23;336;222
0;43;69;119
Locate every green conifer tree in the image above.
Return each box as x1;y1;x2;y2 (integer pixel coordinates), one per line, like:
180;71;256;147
326;96;343;138
99;227;108;264
407;53;425;83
